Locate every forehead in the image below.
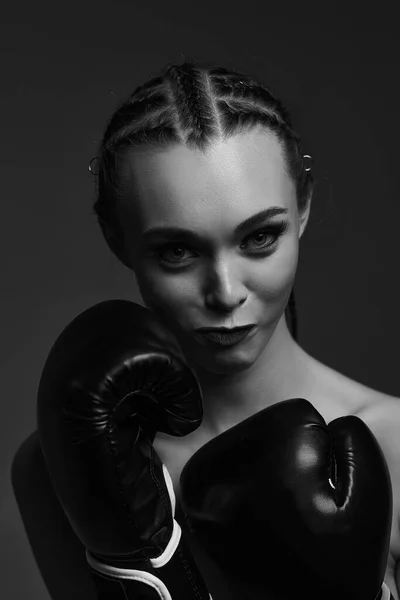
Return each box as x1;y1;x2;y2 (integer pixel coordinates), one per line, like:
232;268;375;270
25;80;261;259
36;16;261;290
120;127;296;230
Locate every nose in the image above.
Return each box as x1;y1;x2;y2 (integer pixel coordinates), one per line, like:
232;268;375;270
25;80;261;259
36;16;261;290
204;257;248;312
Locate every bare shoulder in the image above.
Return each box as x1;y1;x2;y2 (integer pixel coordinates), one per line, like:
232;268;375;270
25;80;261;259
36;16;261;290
320;358;400;450
350;376;400;432
357;391;400;467
302;349;400;421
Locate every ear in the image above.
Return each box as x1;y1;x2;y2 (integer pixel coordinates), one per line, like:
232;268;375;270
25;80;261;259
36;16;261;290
299;191;312;239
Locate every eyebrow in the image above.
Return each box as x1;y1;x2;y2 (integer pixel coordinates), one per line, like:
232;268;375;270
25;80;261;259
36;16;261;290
142;206;289;242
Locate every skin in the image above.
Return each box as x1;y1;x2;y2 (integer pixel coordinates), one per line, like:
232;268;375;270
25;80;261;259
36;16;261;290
120;127;311;432
118;125;400;598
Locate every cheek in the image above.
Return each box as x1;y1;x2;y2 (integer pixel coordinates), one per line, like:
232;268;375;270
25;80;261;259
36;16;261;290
134;266;192;322
254;236;299;305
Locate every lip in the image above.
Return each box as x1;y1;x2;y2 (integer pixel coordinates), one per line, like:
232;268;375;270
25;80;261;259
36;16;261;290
197;326;254;347
195;325;255;333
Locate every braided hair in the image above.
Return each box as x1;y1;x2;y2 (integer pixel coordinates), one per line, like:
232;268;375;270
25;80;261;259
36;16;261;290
91;60;314;341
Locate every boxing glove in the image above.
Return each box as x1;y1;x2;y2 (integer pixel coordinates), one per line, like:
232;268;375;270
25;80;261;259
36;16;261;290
180;398;393;600
37;300;211;600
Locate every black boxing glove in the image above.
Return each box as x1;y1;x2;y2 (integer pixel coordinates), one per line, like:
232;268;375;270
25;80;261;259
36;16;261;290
180;398;393;600
37;300;211;600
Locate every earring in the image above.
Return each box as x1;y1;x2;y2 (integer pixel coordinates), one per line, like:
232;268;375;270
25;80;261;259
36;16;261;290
303;154;313;172
88;156;100;175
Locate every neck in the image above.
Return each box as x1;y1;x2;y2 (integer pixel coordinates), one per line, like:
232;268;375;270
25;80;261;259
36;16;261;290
188;315;312;436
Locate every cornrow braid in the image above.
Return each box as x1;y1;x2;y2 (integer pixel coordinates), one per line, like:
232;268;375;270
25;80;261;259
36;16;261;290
91;60;314;341
166;63;218;147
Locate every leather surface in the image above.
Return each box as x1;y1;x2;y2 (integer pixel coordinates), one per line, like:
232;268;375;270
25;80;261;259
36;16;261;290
180;398;393;600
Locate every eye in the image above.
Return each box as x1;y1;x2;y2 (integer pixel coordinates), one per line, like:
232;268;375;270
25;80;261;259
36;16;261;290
245;221;290;250
155;221;289;267
242;228;280;251
158;245;191;264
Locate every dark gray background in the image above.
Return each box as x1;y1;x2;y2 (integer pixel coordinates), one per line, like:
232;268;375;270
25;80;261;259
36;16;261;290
2;1;399;597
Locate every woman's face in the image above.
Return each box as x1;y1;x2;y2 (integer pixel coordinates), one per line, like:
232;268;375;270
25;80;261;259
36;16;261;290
119;127;309;374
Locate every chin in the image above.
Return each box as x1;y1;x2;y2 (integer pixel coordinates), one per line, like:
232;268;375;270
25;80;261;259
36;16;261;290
200;357;255;375
182;325;274;376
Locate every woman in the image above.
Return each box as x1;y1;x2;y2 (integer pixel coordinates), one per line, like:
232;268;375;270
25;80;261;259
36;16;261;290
90;60;400;597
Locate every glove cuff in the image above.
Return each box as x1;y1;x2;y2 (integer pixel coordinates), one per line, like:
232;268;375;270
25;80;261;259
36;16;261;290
87;550;172;599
